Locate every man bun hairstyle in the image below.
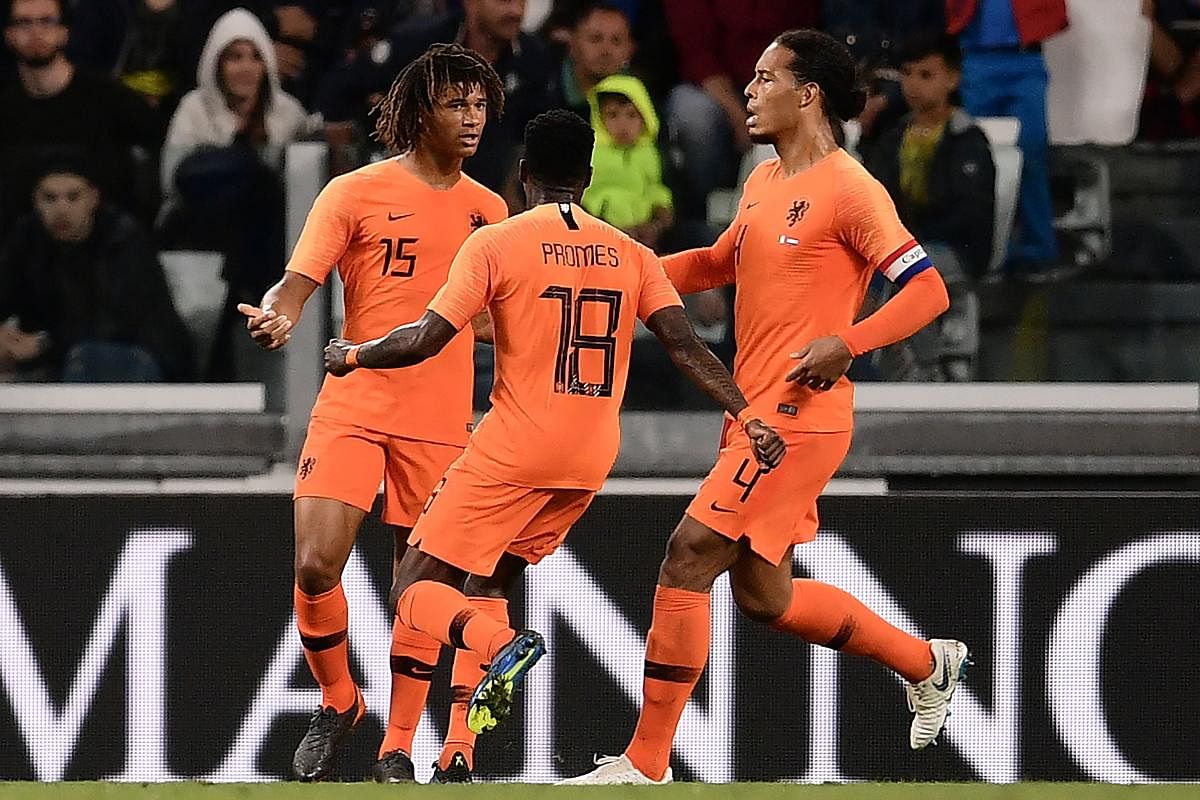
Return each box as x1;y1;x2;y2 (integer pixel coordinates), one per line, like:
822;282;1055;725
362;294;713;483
774;29;867;123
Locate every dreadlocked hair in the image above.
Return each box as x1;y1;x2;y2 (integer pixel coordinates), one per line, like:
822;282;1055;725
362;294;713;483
372;42;506;154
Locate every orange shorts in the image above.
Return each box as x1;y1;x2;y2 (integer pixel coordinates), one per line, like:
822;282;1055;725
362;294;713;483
687;423;852;565
294;416;464;528
407;456;595;576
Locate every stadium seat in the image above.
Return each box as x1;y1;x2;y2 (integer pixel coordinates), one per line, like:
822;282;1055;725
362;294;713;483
1044;0;1151;145
706;144;776;226
159;250;226;367
976;118;1023;276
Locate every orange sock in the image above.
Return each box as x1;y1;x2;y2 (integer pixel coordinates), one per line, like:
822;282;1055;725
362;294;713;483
295;583;358;712
771;578;933;683
441;596;509;770
396;580;513;662
625;586;710;782
378;619;441;758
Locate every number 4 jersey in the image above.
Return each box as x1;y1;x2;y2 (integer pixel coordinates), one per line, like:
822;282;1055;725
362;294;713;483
428;202;683;490
286;159;508;446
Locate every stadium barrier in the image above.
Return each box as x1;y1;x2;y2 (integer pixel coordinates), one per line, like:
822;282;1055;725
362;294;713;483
0;490;1195;783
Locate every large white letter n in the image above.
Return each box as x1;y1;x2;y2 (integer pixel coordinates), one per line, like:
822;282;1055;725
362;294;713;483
0;530;191;780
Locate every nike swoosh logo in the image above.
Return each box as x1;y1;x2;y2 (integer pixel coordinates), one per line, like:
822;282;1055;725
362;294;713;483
746;201;760;209
709;501;736;514
930;650;951;691
388;212;414;221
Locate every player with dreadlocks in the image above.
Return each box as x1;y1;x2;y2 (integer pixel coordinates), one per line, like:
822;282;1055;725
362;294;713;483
237;43;509;784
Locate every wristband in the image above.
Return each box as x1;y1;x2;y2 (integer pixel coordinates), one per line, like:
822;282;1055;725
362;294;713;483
735;408;754;429
345;345;360;368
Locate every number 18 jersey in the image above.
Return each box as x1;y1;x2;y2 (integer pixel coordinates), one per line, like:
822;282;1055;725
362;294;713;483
428;202;682;490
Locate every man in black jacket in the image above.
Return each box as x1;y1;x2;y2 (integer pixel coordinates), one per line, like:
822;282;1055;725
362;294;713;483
865;34;994;380
0;157;192;381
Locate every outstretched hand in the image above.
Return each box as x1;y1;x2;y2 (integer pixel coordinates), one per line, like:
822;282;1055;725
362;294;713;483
744;419;786;469
786;335;852;391
324;338;356;376
237;303;292;351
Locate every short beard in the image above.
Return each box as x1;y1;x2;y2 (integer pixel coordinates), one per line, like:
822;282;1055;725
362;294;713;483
748;130;774;145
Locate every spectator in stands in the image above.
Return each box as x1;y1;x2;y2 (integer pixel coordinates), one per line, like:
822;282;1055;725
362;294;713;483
66;0;192;123
160;7;310;379
866;34;994;380
0;0;162;236
821;0;945;159
0;156;192;382
660;0;818;221
1140;0;1200;140
548;1;634;120
318;0;554;198
582;73;672;250
947;0;1067;274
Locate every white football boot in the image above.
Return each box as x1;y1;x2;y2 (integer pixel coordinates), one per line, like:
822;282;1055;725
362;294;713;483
906;638;971;749
557;754;673;785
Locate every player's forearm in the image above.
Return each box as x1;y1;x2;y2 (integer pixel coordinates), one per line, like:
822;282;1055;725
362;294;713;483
263;272;319;326
662;248;731;294
669;338;749;419
836;269;949;356
648;307;749;418
356;311;457;369
357;322;435;369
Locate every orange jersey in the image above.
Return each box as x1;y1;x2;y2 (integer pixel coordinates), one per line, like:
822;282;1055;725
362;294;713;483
663;149;930;433
428;202;683;490
287;159;508;445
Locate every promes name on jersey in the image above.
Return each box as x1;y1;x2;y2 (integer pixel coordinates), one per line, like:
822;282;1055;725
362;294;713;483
541;242;621;268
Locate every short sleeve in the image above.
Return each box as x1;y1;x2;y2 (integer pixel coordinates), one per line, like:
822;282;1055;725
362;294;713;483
838;172;933;287
636;246;685;322
285;176;355;285
427;231;496;329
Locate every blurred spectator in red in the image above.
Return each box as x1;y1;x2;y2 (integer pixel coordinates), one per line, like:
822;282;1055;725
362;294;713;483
947;0;1067;274
661;0;818;221
66;0;192;123
0;0;162;236
317;0;554;201
547;1;634;119
0;155;192;382
160;7;311;379
1141;0;1200;140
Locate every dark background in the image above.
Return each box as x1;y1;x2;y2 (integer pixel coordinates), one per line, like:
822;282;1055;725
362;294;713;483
0;492;1196;782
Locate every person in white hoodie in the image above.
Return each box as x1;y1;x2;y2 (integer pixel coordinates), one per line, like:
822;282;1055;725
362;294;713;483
159;7;310;378
161;7;308;202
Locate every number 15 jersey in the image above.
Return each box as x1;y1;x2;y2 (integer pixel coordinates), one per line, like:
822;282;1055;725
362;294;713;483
428;202;683;490
286;160;508;446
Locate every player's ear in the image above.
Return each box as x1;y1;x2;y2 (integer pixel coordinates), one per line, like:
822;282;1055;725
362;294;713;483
517;158;529;184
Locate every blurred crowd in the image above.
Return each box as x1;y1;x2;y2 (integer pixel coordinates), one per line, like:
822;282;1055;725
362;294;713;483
0;0;1196;397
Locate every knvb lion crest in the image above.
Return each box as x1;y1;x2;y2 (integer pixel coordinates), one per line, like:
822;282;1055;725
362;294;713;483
787;199;810;227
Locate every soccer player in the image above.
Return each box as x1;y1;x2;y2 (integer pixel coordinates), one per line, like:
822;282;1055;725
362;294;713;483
322;109;787;743
238;44;509;783
561;30;967;785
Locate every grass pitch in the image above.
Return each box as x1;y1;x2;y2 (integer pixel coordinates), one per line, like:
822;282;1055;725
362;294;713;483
0;784;1193;800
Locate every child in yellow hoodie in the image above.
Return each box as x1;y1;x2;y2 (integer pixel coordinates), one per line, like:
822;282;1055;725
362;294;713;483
582;74;674;251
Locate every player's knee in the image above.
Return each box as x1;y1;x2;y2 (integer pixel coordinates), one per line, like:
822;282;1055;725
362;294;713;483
294;548;342;595
731;582;788;623
658;528;721;591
